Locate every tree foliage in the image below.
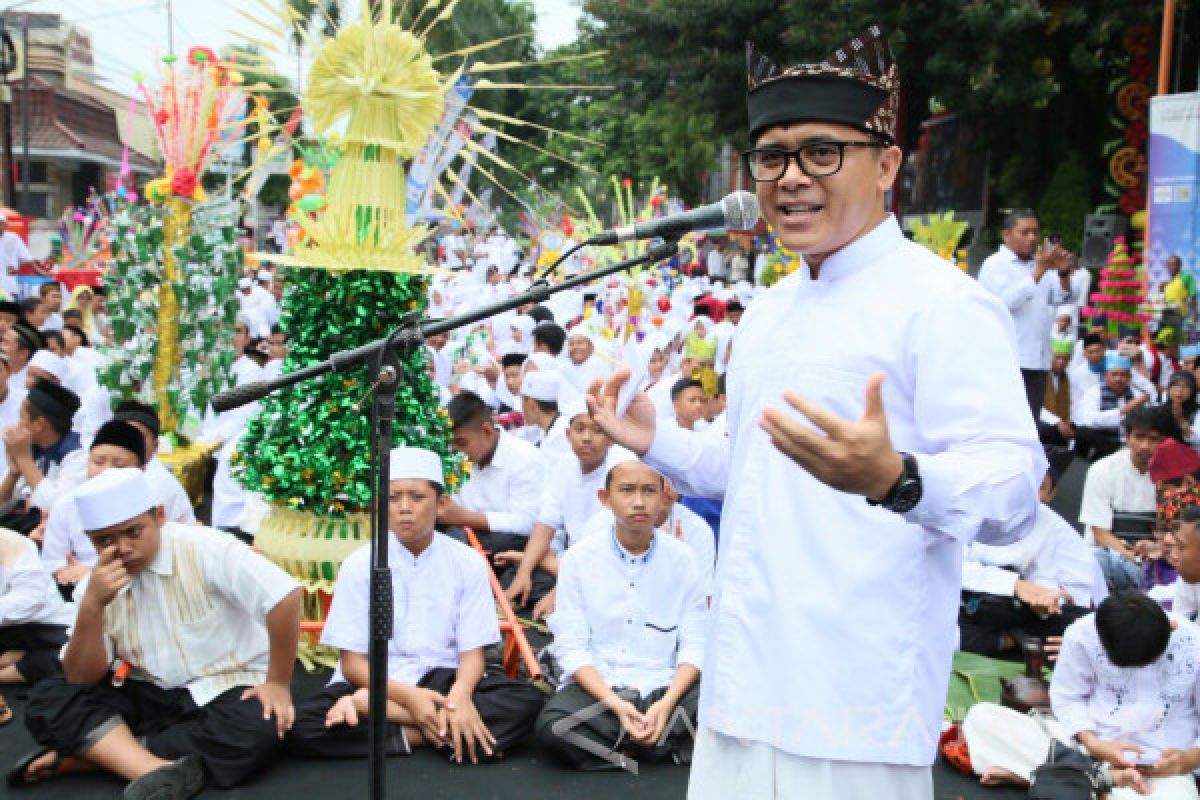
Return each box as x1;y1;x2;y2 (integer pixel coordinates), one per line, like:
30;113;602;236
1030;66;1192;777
577;0;1158;216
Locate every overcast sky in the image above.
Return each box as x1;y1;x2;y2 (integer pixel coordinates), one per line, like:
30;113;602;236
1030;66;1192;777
6;0;583;95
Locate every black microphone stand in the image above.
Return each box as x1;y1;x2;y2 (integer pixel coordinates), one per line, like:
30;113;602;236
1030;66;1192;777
212;237;678;800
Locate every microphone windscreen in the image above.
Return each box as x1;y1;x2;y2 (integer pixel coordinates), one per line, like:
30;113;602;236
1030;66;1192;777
723;191;760;230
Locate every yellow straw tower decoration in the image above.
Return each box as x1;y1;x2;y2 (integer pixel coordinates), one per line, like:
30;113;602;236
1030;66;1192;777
274;9;445;272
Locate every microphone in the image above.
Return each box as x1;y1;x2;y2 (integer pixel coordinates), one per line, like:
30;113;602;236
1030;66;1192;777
585;191;760;246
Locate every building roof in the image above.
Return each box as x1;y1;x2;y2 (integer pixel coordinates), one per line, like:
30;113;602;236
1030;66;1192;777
10;76;158;173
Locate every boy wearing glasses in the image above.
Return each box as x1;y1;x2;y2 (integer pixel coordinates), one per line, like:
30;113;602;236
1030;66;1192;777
587;25;1043;799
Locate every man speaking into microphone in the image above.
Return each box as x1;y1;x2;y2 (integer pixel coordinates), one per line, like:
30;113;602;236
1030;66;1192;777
587;26;1044;799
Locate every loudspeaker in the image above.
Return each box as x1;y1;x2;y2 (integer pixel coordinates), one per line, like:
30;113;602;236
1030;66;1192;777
1080;214;1128;268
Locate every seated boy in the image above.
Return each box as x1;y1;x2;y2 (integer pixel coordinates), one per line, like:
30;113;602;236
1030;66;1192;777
536;460;707;770
286;446;544;764
14;468;302;799
0;527;74;686
963;591;1200;798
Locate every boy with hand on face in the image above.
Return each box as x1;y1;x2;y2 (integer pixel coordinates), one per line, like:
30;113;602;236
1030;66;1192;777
14;468;302;800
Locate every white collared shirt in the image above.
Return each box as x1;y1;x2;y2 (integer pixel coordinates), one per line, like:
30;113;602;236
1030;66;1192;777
1068;362;1103;420
454;430;547;536
1078;449;1156;544
0;529;74;628
322;533;499;685
1051;614;1200;762
977;245;1073;370
549;527;707;695
580;504;716;597
963;503;1102;607
69;522;299;706
537;446;636;550
41;459;195;573
642;215;1044;766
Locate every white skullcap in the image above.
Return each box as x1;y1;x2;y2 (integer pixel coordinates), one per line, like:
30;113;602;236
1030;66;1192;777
257;270;273;282
238;278;253;289
74;467;156;531
1056;304;1074;318
559;394;589;423
567;325;596;346
28;349;67;382
639;331;670;359
520;370;560;403
388;446;444;487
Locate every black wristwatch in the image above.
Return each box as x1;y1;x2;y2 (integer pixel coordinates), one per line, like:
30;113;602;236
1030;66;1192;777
867;452;923;514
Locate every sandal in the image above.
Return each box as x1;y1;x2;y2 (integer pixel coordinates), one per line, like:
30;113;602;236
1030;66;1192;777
6;747;60;787
0;694;11;727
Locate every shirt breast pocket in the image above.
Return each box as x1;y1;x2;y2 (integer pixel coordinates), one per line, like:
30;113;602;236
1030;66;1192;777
640;621;679;665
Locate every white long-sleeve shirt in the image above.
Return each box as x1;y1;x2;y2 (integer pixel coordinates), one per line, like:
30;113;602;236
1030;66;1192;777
0;529;74;628
977;245;1073;371
322;533;498;686
1051;613;1200;763
1075;383;1143;431
641;215;1044;767
454;430;547;536
549;527;707;695
962;503;1102;608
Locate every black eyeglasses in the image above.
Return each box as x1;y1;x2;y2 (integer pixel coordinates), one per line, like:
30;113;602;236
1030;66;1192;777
741;140;888;181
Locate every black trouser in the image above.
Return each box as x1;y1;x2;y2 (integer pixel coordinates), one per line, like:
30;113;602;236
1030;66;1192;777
958;590;1091;659
445;529;556;611
1074;426;1122;462
24;677;283;788
1021;368;1048;421
1037;420;1073;447
535;682;699;770
285;668;545;760
0;623;66;685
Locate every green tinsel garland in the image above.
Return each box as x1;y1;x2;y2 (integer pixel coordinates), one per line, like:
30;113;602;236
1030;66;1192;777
101;200;241;436
233;268;464;517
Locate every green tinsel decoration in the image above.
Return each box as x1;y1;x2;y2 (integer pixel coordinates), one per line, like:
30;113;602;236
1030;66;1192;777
101;200;241;438
233;268;464;517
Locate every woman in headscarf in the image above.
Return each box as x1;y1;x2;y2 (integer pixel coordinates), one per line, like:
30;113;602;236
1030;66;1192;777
64;285;101;343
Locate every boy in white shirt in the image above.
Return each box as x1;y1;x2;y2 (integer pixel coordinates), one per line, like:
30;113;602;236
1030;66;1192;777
0;528;74;687
439;391;547;559
14;468;301;798
963;591;1200;798
286;447;543;763
536;461;707;769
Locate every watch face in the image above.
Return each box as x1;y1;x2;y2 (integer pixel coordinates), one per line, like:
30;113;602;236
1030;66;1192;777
890;479;922;513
